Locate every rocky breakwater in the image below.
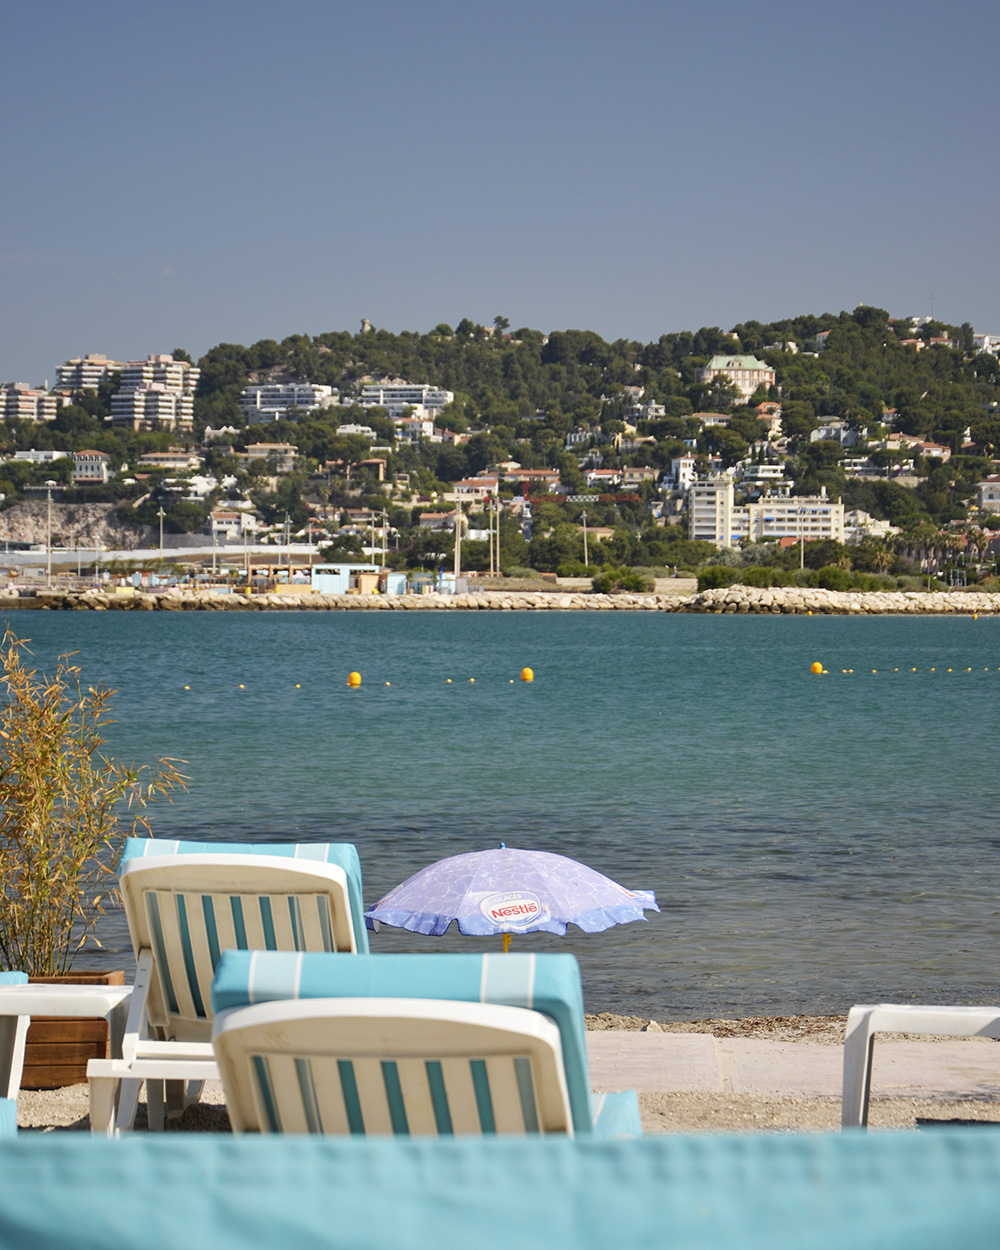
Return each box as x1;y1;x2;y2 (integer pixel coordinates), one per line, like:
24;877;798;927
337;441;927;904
681;585;1000;614
5;586;1000;614
3;588;687;611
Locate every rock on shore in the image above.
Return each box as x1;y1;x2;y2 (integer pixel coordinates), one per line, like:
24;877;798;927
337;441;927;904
5;585;1000;614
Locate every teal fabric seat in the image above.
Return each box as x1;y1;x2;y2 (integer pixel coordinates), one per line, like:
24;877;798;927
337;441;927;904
211;950;640;1137
1;1131;1000;1248
0;1100;14;1137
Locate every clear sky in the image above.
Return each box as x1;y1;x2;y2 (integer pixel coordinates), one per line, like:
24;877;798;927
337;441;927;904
3;0;997;385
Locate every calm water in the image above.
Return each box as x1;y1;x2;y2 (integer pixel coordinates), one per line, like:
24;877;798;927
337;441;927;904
9;608;1000;1020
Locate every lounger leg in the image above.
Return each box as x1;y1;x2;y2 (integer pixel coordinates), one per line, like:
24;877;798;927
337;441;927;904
0;1016;27;1100
842;1008;876;1129
89;1076;119;1137
115;1078;142;1134
165;1079;187;1121
146;1079;165;1131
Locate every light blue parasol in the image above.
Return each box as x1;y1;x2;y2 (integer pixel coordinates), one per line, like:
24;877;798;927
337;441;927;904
365;845;659;948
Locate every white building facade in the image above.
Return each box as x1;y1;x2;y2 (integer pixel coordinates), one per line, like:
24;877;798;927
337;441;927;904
239;382;338;423
111;354;198;432
55;353;124;392
694;355;776;402
0;383;62;422
689;474;844;547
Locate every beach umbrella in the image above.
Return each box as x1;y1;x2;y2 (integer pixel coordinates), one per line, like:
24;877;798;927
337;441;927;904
365;845;659;950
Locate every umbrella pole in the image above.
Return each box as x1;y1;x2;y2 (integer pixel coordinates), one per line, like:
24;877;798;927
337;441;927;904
502;933;511;953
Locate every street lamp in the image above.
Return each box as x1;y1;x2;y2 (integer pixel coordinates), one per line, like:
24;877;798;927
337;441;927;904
157;507;166;557
45;480;56;588
581;509;589;567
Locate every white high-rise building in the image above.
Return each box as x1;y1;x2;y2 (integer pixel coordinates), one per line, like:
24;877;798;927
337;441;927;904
55;353;124;393
119;354;200;393
0;383;63;423
111;354;198;432
111;385;194;431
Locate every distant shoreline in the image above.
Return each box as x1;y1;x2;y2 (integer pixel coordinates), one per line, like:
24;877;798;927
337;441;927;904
4;586;999;615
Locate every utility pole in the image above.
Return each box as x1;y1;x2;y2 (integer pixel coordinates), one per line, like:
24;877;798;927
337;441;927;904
453;501;463;580
157;507;166;557
581;510;589;567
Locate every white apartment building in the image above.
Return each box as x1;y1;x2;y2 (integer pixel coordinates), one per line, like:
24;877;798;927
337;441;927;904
55;353;124;392
111;354;198;432
112;385;194;431
0;383;62;422
358;383;453;418
239;382;338;423
694;355;776;402
689;474;844;547
689;475;747;546
119;354;200;393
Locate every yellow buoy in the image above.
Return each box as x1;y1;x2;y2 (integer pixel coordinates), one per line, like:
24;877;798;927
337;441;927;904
810;661;823;674
295;683;301;688
446;678;452;683
183;685;190;690
347;671;362;688
385;681;391;686
521;667;534;682
469;678;475;683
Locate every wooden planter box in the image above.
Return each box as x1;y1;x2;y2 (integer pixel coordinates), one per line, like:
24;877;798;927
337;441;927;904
22;971;126;1089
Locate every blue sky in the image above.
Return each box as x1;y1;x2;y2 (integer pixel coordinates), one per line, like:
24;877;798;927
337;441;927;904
2;0;997;384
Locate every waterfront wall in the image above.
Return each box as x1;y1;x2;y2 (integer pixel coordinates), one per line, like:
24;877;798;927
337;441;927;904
6;585;1000;614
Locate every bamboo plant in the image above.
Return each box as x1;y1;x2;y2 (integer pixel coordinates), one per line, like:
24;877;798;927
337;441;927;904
0;631;186;975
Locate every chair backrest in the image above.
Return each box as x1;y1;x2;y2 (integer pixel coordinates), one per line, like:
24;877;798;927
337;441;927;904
213;995;573;1136
119;839;368;1042
0;974;27;986
211;950;595;1133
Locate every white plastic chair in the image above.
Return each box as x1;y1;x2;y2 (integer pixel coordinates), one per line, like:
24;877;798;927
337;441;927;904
842;1003;1000;1127
214;996;574;1135
87;852;361;1135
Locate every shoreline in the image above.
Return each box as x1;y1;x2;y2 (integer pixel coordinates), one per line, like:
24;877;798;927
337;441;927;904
5;586;1000;614
17;1013;1000;1134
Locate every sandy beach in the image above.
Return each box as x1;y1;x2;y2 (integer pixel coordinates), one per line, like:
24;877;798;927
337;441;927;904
16;1013;1000;1134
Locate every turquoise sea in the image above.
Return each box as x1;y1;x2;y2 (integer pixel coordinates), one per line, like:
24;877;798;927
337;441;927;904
9;608;1000;1020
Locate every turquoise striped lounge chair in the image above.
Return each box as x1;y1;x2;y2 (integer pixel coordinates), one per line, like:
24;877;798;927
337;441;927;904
87;838;367;1135
211;950;642;1138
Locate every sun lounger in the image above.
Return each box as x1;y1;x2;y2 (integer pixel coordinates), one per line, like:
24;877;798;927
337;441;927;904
842;1002;1000;1128
211;950;641;1137
87;838;367;1135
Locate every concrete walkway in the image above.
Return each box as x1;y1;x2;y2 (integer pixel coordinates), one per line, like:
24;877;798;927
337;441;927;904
586;1032;1000;1099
